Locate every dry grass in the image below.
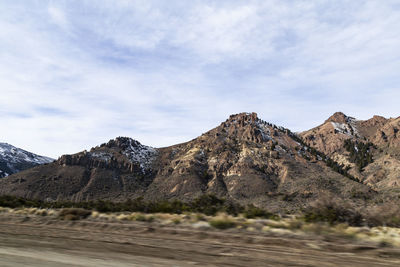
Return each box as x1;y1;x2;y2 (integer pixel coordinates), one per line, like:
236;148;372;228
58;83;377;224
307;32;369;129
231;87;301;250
1;204;400;247
0;207;11;213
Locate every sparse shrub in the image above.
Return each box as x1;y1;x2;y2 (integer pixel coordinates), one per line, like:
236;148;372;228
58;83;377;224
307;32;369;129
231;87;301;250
0;207;10;213
365;204;400;227
59;208;92;221
0;195;43;208
63;214;79;221
350;189;372;200
35;209;48;216
134;214;147;221
288;220;303;230
303;196;363;226
243;204;273;219
209;218;236;229
190;194;225;215
222;200;244;216
195;213;206;221
133;214;154;222
150;199;189;214
301;222;325;235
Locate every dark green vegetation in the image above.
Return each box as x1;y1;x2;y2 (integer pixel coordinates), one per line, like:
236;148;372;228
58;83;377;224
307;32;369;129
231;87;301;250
343;139;374;172
303;197;363;226
0;194;271;218
2;194;400;227
325;157;359;182
243;204;275;219
209;218;236;229
303;195;400;227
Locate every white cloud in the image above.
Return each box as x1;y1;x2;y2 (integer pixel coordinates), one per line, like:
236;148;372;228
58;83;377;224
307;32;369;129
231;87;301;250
48;5;69;29
0;0;399;157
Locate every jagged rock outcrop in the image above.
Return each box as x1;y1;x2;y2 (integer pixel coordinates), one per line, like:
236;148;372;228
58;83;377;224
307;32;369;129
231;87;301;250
57;137;158;174
325;112;353;124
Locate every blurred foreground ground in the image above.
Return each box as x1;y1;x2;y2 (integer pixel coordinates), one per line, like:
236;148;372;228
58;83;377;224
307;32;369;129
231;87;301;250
1;213;400;266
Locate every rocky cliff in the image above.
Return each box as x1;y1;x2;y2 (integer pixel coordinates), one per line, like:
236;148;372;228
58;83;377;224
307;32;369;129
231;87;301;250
300;112;400;190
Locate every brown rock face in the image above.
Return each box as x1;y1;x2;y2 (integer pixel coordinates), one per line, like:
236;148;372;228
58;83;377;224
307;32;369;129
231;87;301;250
301;112;356;155
371;117;400;148
301;112;400;190
0;112;371;211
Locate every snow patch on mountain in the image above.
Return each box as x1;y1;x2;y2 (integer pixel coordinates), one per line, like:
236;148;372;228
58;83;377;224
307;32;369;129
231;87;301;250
329;114;360;137
90;151;113;163
95;137;159;173
0;142;54;178
331;120;359;136
122;139;158;171
255;121;273;141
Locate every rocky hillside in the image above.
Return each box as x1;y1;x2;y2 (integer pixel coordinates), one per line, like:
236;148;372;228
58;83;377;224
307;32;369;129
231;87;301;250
301;112;400;189
0;143;53;178
0;113;372;211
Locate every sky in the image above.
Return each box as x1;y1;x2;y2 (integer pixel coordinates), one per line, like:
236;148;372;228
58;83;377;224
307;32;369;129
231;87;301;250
1;0;400;158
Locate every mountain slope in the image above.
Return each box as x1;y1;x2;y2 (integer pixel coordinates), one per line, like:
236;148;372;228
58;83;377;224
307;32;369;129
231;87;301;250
0;143;53;178
0;113;372;211
300;112;400;190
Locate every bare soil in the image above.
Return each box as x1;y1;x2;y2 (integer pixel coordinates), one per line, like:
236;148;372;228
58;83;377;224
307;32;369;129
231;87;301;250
0;213;400;266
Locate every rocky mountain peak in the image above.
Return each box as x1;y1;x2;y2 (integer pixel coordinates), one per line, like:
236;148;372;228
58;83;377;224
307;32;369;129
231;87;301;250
226;112;259;126
367;115;388;126
212;112;278;144
325;112;354;124
103;137;144;151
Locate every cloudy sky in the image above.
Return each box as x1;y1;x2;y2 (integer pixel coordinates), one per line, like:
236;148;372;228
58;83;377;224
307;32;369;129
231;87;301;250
1;0;399;158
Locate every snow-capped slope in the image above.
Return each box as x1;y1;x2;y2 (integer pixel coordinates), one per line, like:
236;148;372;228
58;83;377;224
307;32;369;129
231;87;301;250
0;143;53;178
330;115;359;137
121;138;158;171
90;137;158;173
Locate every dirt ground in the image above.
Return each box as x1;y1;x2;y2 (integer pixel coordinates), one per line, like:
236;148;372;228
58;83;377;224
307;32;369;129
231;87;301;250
0;213;400;266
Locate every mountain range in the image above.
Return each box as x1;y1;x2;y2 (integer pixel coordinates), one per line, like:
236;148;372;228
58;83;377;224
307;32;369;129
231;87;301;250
0;112;399;211
0;143;53;178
